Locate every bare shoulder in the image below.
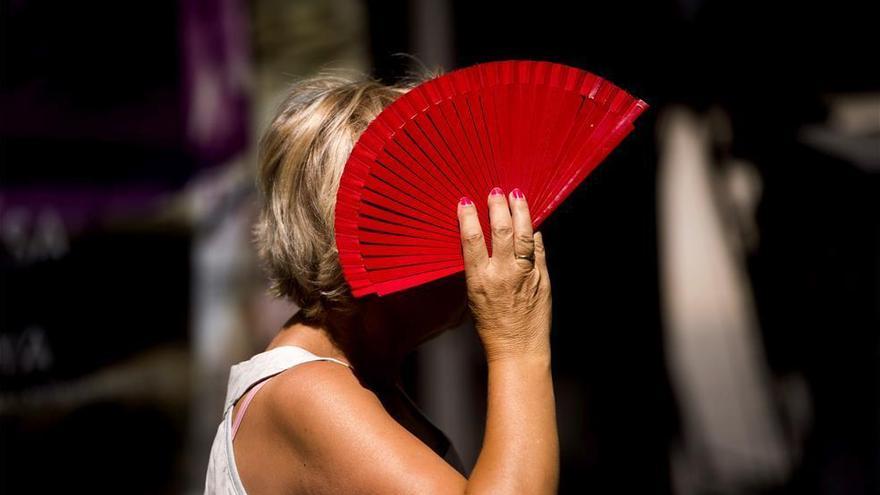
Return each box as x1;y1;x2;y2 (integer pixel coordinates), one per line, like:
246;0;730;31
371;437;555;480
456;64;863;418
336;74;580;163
262;360;380;440
259;360;465;494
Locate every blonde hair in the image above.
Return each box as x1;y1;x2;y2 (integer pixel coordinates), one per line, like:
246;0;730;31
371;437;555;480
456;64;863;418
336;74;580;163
253;72;420;323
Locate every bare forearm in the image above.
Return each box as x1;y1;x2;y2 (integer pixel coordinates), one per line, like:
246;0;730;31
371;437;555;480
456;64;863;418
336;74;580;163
466;350;559;495
456;188;557;494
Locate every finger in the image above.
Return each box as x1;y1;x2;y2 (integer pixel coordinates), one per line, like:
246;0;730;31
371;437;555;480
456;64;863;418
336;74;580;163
509;188;536;264
457;196;488;272
487;187;514;261
533;231;549;278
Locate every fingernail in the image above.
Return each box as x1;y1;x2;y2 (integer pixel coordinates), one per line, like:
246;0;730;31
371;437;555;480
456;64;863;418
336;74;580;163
490;187;504;196
511;188;525;199
459;196;473;206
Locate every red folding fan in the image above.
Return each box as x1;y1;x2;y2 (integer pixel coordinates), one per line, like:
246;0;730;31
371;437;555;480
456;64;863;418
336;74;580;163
335;60;647;297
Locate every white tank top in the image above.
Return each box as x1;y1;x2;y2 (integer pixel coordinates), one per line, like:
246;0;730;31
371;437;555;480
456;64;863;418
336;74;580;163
204;345;351;494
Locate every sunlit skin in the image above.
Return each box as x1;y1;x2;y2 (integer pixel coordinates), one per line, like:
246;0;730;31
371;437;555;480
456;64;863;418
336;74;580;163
232;189;557;494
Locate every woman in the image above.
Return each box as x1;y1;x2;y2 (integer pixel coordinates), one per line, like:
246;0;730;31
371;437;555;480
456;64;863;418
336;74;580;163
205;74;557;494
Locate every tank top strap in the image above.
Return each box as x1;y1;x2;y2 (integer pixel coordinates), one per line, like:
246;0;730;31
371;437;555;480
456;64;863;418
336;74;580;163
223;345;351;413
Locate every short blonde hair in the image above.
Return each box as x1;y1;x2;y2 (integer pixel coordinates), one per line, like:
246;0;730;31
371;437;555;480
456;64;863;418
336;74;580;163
253;72;416;323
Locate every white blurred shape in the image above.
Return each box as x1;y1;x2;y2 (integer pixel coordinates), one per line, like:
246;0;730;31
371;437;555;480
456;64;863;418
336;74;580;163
658;107;792;493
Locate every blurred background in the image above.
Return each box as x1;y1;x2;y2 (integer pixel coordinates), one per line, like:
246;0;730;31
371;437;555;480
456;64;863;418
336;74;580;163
1;0;878;493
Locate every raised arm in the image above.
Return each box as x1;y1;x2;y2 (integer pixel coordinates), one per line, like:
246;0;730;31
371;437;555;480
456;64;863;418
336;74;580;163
269;188;556;494
457;188;557;495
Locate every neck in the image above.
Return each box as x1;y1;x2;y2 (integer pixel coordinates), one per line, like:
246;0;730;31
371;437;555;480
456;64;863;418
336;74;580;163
268;311;409;385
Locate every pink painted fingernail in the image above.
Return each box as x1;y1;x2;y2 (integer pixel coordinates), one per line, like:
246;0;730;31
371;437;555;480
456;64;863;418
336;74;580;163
490;187;504;196
459;196;473;206
511;188;525;199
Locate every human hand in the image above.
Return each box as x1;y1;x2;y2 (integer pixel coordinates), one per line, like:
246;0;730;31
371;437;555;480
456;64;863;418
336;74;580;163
456;188;552;362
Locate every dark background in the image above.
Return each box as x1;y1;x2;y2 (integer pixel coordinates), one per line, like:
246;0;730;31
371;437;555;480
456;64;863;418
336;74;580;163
1;0;878;493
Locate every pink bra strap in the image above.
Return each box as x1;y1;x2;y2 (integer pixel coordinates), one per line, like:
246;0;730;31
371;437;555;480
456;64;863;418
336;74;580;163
231;378;272;441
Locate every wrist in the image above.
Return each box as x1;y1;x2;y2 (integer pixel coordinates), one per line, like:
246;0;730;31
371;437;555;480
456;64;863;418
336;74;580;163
484;341;551;368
